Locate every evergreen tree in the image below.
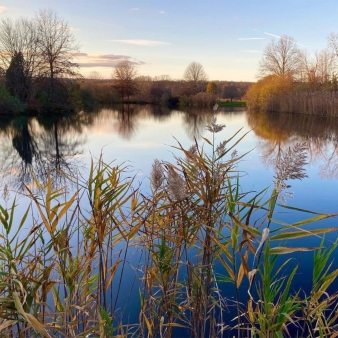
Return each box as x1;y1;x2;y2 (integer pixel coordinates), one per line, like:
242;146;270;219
6;52;29;102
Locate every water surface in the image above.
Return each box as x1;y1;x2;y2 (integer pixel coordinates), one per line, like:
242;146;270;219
1;105;338;329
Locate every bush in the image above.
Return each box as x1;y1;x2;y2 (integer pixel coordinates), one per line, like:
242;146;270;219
179;92;217;108
246;75;293;111
0;86;25;114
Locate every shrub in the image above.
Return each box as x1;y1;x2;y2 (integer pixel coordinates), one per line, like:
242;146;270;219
0;86;25;114
246;75;294;111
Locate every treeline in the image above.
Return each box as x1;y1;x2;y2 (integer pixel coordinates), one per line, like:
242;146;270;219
0;10;252;115
79;74;251;108
246;34;338;115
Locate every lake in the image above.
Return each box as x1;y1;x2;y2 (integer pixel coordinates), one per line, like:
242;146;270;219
0;104;337;336
2;105;337;218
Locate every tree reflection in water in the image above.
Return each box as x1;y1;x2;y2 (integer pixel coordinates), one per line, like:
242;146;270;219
0;114;86;192
3;106;338;193
247;110;338;179
182;110;209;140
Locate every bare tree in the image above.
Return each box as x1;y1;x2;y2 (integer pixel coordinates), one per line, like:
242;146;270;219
328;33;338;58
0;17;40;100
183;62;208;95
258;36;302;79
184;62;208;82
88;71;103;80
34;9;80;102
300;49;336;87
316;49;336;83
113;60;138;101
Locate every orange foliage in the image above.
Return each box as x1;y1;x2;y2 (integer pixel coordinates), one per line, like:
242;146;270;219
245;75;294;111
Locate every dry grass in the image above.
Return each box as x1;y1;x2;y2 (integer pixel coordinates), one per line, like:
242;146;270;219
0;109;338;337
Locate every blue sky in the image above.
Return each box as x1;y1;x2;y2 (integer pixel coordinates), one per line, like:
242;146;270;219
1;0;337;81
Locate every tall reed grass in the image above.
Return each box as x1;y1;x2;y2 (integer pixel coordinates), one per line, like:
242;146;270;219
0;105;338;337
249;90;338;116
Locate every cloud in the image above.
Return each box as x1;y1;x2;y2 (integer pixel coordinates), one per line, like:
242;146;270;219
0;6;7;13
263;32;306;47
111;39;170;46
242;50;260;53
238;37;264;40
159;10;165;14
69;26;81;31
264;32;286;39
130;7;139;11
75;53;146;68
73;52;88;57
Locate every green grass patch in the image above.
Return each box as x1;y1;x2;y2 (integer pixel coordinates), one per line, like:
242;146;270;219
218;101;246;107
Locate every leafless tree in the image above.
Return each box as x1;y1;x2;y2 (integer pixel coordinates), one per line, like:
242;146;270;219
258;36;302;79
34;9;80;101
300;49;336;86
184;62;208;82
328;33;338;58
88;71;103;80
183;62;208;94
0;17;40;99
153;74;171;81
113;60;138;101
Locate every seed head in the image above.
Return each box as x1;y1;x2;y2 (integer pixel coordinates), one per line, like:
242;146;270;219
206;116;225;133
167;167;188;201
216;140;227;156
273;142;308;203
150;159;164;191
185;144;198;162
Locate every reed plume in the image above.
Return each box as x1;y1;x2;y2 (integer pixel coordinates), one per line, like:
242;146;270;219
150;159;164;191
273;142;308;202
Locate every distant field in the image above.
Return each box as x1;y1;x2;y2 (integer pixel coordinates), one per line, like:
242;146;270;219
218;101;246;107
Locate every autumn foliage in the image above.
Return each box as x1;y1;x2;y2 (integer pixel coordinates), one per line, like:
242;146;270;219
245;75;294;111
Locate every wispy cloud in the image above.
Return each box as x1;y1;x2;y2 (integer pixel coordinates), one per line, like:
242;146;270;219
0;6;7;13
111;39;170;46
69;26;81;31
159;10;165;14
264;32;285;39
130;7;139;11
242;50;260;53
239;37;264;40
75;53;146;68
263;32;306;47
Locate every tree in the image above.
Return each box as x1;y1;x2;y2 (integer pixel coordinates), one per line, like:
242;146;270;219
34;9;80;103
245;75;293;111
6;52;29;101
206;81;217;94
113;60;138;101
0;17;39;101
328;33;338;58
88;71;103;81
300;49;336;88
183;62;208;94
222;84;239;101
258;36;302;79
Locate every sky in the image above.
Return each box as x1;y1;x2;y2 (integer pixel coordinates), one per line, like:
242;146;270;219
1;0;338;82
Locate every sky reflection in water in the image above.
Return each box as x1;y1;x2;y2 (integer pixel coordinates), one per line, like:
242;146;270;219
0;105;338;325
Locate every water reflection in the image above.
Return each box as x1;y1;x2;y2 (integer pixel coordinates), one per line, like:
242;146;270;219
0;114;86;191
247;110;338;179
2;106;338;192
182;110;210;140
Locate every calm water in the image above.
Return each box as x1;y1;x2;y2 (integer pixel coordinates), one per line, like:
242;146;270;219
1;105;337;215
1;105;338;329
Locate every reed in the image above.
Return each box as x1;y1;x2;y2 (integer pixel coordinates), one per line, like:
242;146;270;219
248;89;338;116
0;105;337;337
